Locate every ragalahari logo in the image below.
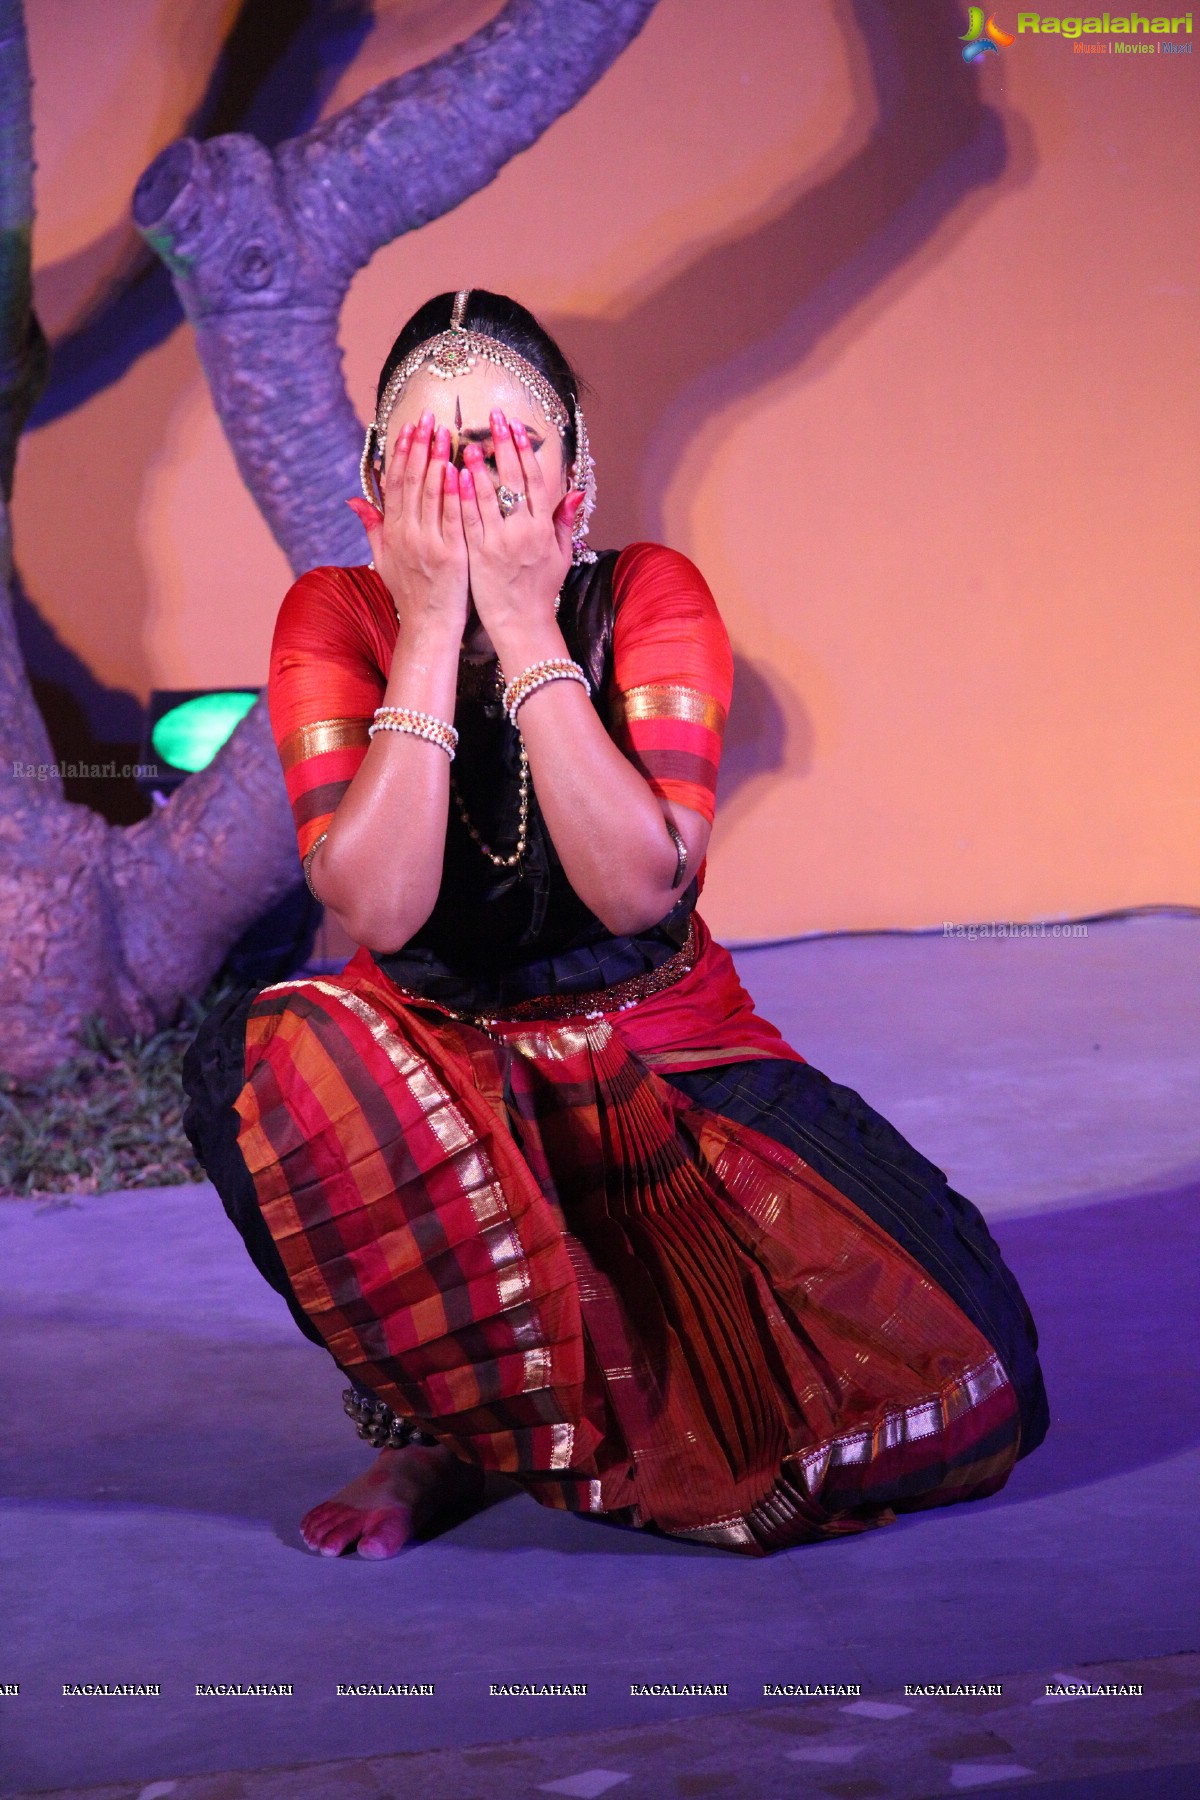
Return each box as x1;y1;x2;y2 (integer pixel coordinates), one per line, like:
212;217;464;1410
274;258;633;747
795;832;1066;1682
960;7;1017;56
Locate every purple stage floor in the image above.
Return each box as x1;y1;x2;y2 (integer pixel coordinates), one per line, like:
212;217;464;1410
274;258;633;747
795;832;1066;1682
1;913;1197;1797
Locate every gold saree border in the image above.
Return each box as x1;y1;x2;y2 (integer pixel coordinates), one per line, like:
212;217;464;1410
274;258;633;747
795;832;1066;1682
613;683;727;733
277;715;370;772
250;973;578;1468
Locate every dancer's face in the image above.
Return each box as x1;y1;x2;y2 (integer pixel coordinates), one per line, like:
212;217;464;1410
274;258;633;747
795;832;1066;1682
382;364;568;503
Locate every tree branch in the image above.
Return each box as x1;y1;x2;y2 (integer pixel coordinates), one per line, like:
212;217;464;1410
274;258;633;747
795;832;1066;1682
0;0;662;1074
0;0;55;775
133;0;661;576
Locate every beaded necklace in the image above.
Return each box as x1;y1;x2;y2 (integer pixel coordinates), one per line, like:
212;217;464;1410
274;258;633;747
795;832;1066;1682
380;576;567;871
451;652;530;868
451;578;568;868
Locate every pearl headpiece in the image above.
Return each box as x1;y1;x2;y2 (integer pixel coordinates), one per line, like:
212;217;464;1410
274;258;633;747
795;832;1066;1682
360;289;597;564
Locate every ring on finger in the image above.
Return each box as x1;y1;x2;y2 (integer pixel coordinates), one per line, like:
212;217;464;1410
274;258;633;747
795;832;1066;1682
496;485;526;518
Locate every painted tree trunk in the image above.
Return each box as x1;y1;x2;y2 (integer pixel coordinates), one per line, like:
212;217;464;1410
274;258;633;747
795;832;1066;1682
0;0;659;1077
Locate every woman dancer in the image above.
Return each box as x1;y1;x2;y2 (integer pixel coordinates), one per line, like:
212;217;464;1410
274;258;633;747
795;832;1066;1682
183;289;1049;1560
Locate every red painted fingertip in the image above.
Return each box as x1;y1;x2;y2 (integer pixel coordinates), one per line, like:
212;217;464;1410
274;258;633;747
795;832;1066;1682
434;425;451;458
512;419;528;446
459;464;474;493
345;497;382;525
490;409;509;438
444;462;460;493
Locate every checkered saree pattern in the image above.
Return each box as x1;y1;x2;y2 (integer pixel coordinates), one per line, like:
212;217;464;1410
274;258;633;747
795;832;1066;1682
233;956;1022;1556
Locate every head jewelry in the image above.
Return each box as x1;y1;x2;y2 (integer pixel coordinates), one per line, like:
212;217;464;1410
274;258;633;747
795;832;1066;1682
360;288;597;564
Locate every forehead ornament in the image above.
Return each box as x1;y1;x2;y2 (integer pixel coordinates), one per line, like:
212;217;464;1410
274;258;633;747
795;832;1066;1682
360;288;597;564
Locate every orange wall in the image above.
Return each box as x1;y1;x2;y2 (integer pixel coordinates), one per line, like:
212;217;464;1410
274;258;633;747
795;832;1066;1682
14;0;1199;939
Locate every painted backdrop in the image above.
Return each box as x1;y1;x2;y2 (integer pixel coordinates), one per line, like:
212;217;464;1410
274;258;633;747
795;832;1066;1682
14;0;1198;939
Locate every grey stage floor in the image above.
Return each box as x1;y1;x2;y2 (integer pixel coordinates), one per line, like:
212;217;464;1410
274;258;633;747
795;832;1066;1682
1;911;1197;1797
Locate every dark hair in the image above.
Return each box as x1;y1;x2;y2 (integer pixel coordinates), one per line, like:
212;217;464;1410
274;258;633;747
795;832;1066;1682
376;289;583;467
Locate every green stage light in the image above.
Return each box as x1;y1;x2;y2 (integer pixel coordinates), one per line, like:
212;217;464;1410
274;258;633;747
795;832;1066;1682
151;691;259;773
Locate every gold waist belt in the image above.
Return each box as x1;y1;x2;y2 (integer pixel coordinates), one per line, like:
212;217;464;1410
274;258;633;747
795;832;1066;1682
404;917;699;1026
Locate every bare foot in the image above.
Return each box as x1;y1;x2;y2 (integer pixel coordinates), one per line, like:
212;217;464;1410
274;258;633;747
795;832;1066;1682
300;1442;485;1559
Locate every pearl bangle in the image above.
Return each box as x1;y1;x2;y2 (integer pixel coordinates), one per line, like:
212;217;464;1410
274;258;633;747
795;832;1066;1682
368;706;458;758
501;658;591;726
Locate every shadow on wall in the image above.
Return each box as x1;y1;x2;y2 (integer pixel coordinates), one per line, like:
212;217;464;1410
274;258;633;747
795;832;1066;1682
12;569;150;824
716;652;811;840
552;0;1036;810
16;0;375;824
13;327;226;823
18;0;1036;823
29;0;374;432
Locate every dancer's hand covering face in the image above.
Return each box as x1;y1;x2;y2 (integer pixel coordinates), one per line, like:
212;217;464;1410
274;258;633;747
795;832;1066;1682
457;405;584;646
347;366;582;647
346;403;469;644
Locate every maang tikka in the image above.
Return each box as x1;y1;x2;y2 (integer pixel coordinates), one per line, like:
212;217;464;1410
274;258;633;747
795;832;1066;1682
360;288;598;565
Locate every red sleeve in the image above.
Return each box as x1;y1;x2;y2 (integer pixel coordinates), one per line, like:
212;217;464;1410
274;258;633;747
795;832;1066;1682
267;567;386;862
608;542;733;827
